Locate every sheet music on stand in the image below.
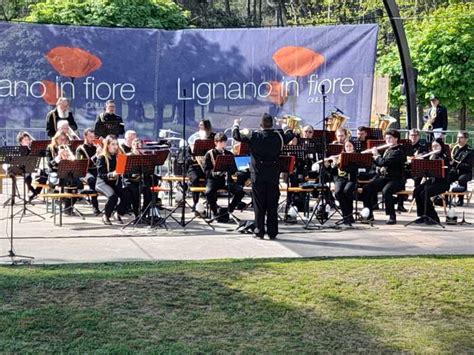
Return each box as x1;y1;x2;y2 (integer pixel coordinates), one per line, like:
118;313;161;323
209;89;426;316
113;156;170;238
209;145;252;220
312;130;336;144
30;140;50;156
0;146;28;163
213;154;237;173
192;139;215;157
282;144;304;160
117;152;169;177
299;138;321;160
340;153;373;170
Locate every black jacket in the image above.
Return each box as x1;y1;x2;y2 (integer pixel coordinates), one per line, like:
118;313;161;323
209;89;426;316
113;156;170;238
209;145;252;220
374;144;406;179
426;105;448;130
46;109;77;138
94;112;125;138
76;143;98;174
233;126;294;184
96;155;118;184
451;144;473;175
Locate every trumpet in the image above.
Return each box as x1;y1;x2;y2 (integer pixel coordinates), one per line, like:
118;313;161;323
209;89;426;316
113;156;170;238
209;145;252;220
360;143;394;154
68;127;81;140
58;144;76;161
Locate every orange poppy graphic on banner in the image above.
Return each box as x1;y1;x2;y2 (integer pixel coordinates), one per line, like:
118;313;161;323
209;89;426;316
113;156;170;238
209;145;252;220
41;80;63;105
46;46;102;78
272;46;325;77
267;81;288;106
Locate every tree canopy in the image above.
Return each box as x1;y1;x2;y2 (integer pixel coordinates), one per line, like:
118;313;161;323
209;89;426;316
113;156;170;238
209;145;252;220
22;0;189;29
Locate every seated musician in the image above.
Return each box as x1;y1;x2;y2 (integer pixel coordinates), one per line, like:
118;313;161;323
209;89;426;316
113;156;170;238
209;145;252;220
203;133;244;218
17;131;42;202
354;126;368;152
120;130;136;154
332;140;358;225
187;119;215;211
361;129;406;225
75;128;101;215
449;131;473;206
46;97;77;138
56;119;79;141
332;128;348;145
94;100;125;138
413;138;450;224
397;128;429;212
46;131;82;215
95;135;126;225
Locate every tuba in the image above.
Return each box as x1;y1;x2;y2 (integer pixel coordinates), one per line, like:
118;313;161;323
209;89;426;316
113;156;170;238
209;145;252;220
278;115;302;134
376;113;397;132
326;111;348;131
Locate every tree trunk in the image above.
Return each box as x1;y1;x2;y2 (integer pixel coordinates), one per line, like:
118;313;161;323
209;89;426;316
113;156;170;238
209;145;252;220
459;103;467;131
247;0;251;25
258;0;262;26
253;0;257;26
224;0;231;15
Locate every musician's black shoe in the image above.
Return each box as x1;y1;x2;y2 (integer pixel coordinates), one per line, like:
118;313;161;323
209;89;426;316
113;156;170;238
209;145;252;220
397;205;408;213
102;215;112;225
268;235;277;240
114;212;124;224
455;200;464;207
414;217;425;224
386;215;397;225
425;219;439;225
93;207;101;216
252;234;264;240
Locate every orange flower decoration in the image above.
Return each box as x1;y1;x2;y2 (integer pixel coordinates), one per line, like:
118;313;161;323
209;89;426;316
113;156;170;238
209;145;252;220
272;46;325;77
46;46;102;78
267;81;288;106
41;80;63;105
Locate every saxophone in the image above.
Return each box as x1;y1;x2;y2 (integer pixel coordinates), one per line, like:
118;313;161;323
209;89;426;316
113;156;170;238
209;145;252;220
423;108;437;130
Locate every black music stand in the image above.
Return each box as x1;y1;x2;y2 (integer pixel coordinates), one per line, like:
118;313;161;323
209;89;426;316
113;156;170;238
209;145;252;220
0;156;34;265
30;140;50;157
70;140;84;152
366;128;383;140
56;160;89;225
0;146;28;207
206;154;241;226
9;155;44;222
405;159;445;228
102;121;123;137
312;130;336;144
120;151;170;229
335;152;373;226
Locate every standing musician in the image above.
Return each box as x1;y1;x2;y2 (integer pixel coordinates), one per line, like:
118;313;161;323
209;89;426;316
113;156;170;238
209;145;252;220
233;113;294;240
46;131;82;215
449;131;473;206
423;95;448;141
17;131;43;202
361;129;406;225
46;97;77;138
413;138;450;224
120;130;137;154
332;128;349;145
203;133;244;218
75;128;101;215
187;119;215;211
94;100;125;138
95;135;126;225
332;140;358;225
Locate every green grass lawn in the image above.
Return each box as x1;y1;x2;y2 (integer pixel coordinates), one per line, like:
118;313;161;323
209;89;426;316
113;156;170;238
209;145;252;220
1;257;473;353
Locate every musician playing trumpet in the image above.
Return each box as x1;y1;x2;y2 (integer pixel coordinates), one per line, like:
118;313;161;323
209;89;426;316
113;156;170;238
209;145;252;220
361;129;406;225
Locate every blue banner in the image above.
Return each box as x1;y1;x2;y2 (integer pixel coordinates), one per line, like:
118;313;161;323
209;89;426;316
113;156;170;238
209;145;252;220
0;22;378;139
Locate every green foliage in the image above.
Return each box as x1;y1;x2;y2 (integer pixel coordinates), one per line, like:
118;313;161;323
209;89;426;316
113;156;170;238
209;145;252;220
378;2;473;114
0;257;473;352
22;0;189;29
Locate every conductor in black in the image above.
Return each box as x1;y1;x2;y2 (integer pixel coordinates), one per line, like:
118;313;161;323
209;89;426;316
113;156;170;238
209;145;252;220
233;113;294;240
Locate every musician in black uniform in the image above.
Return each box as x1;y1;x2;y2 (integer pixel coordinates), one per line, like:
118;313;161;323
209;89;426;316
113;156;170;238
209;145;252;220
233;113;294;240
17;131;43;202
187;119;215;211
46;97;77;138
424;95;448;141
119;130;136;154
413;138;450;224
332;140;358;225
203;133;244;217
354;126;368;152
95;135;126;225
397;128;429;212
449;131;473;206
94;100;125;138
75;128;101;215
361;129;406;225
